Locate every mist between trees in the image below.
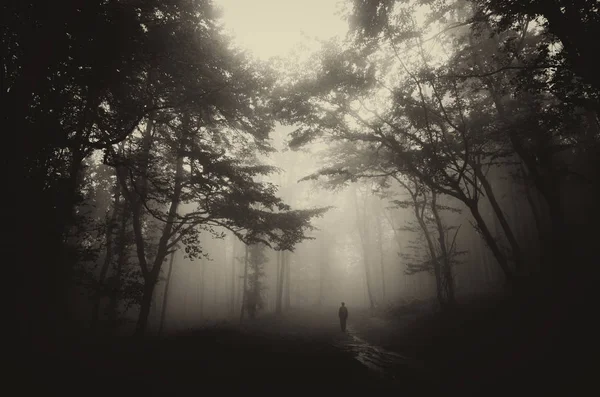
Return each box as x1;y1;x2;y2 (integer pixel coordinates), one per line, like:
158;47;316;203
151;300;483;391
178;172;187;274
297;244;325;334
6;0;598;342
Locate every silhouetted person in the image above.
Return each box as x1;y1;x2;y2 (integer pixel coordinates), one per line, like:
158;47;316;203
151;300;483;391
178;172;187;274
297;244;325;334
338;302;348;332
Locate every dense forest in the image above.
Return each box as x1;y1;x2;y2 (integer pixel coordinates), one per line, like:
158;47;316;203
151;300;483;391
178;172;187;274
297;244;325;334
6;0;598;391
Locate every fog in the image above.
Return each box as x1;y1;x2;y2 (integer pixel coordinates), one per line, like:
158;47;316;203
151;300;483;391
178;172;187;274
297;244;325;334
9;0;597;393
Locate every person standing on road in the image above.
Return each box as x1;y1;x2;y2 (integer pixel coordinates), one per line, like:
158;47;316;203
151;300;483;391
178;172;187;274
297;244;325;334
338;302;348;332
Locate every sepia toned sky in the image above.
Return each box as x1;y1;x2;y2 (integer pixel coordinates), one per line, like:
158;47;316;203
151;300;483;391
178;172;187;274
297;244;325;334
214;0;348;59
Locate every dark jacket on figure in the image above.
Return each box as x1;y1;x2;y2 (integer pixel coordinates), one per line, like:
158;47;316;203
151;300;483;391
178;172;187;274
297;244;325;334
338;306;348;319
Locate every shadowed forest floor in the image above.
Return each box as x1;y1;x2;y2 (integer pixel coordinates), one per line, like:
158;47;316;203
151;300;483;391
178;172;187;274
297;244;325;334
349;291;593;394
16;314;392;393
13;292;593;394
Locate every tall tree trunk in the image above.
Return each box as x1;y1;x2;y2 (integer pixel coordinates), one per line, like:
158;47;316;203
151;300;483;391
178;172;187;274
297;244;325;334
318;235;327;307
363;273;369;307
212;267;217;311
484;75;569;281
56;147;87;335
91;182;121;331
468;201;514;285
396;177;445;308
375;205;387;303
276;250;284;315
284;251;291;310
116;119;154;335
199;259;206;319
230;239;236;317
353;185;376;310
158;252;175;336
107;200;130;334
474;164;523;274
414;196;444;309
134;144;185;337
382;207;403;251
183;263;190;326
521;165;546;250
430;191;456;307
240;244;249;323
196;265;201;321
135;282;156;337
230;236;236;317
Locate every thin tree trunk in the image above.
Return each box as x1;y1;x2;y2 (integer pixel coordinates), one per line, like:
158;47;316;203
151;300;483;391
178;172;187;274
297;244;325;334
196;264;201;321
382;207;403;251
158;252;175;336
430;190;456;307
107;200;129;334
230;237;236;317
284;251;291;310
183;263;190;326
484;63;571;280
199;259;205;319
375;205;386;303
319;234;326;307
414;196;444;309
396;176;445;308
319;258;324;307
468;201;514;285
363;273;368;307
212;267;217;311
240;244;249;323
276;250;284;315
56;148;87;334
474;164;523;274
353;185;376;310
475;51;552;282
91;183;121;330
521;164;546;253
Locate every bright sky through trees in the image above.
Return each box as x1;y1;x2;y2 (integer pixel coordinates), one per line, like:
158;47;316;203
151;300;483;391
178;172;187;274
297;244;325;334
214;0;348;60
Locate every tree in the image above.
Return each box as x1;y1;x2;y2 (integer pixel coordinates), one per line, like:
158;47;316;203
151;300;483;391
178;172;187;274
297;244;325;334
373;198;388;304
158;252;175;336
388;175;463;309
317;230;332;307
343;0;599;286
352;183;377;310
243;243;268;320
473;0;600;105
109;110;327;335
273;0;598;293
5;0;246;341
275;249;294;314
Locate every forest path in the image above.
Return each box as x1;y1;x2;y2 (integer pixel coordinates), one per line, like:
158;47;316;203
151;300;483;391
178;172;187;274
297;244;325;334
18;310;397;393
16;308;437;393
248;308;429;391
332;327;425;380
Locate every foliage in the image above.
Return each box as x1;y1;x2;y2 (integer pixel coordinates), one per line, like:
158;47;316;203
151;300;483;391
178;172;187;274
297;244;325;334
273;0;598;286
5;0;267;334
